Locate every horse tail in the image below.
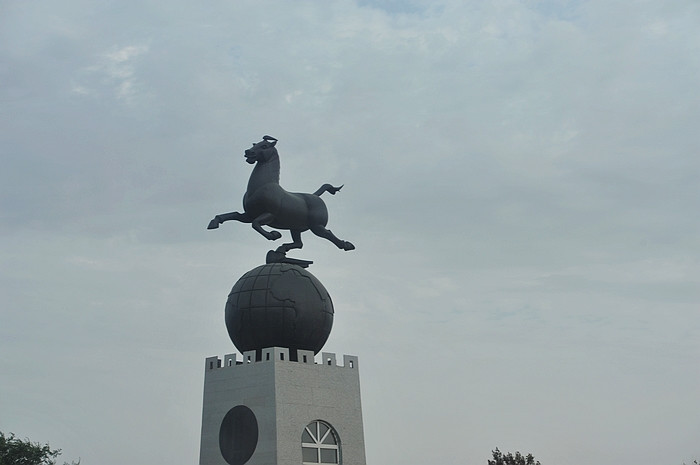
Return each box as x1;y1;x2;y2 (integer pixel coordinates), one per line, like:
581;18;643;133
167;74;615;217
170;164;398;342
313;184;343;196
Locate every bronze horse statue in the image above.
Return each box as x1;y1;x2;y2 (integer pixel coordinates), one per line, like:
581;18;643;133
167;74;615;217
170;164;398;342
207;136;355;254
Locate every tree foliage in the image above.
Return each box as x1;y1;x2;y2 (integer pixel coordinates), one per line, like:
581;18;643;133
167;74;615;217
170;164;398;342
489;447;540;465
0;432;78;465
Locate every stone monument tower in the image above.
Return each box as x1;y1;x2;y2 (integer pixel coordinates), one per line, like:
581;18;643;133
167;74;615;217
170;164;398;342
200;136;366;465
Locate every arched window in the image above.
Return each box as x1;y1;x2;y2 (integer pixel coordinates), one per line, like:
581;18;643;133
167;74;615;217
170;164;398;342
301;420;340;464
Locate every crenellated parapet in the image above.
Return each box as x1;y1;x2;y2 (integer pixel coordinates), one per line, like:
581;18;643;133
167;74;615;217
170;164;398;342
205;348;358;371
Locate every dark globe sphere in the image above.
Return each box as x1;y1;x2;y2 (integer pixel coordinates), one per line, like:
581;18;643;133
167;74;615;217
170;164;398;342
225;263;333;354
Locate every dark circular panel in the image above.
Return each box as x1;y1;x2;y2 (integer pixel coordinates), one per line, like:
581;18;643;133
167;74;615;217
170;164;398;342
219;405;258;465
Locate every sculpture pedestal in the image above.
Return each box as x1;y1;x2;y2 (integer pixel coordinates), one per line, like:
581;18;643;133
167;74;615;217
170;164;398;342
199;347;366;465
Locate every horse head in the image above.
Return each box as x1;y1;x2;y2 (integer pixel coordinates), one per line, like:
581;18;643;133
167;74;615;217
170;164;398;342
244;135;278;165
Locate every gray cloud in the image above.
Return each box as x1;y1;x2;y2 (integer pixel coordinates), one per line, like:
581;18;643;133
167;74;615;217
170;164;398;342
2;1;699;465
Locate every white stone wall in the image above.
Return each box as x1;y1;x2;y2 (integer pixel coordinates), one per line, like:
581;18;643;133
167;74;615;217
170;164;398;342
199;349;366;465
199;356;277;465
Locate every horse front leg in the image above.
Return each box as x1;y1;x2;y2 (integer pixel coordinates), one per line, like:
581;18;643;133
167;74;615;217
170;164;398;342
310;225;355;251
252;213;282;241
275;230;304;253
207;211;252;229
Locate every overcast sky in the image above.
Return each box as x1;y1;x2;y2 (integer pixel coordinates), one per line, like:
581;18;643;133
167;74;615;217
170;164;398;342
1;1;699;464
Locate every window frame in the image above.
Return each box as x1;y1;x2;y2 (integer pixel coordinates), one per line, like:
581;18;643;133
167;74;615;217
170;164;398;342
301;420;341;464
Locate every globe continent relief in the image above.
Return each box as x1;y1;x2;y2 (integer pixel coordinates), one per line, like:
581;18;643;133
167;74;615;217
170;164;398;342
225;263;334;354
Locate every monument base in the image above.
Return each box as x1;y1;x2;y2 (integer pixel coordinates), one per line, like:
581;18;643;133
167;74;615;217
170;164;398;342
199;347;366;465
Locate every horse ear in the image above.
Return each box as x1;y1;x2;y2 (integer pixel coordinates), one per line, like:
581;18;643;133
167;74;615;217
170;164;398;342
263;135;278;146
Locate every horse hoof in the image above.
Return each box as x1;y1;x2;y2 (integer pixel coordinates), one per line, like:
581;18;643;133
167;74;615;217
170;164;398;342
268;231;282;240
343;241;355;251
207;219;220;229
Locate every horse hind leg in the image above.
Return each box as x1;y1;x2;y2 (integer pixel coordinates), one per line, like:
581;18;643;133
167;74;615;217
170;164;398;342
310;225;355;251
275;230;304;254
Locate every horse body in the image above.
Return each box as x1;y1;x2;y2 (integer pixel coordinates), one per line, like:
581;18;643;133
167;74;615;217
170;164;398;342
244;185;326;231
208;136;354;254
